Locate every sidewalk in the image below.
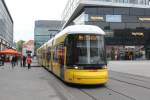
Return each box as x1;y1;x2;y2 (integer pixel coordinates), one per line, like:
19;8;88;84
31;57;40;67
0;63;64;100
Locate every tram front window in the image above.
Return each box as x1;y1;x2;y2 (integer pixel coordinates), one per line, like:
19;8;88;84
66;34;106;68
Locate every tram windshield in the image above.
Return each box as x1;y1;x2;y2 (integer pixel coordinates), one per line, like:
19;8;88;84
66;34;106;67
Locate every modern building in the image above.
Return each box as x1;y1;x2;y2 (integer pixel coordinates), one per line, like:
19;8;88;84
0;0;13;50
62;0;150;60
22;40;34;57
34;20;64;53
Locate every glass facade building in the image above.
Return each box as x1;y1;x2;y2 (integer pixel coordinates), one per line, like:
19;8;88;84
62;0;150;26
0;0;13;50
62;0;150;60
34;20;64;53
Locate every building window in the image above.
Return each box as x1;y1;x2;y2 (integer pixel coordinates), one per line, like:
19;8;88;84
129;0;138;4
119;0;124;3
73;12;88;24
105;0;112;2
124;0;129;3
106;15;122;22
139;0;146;4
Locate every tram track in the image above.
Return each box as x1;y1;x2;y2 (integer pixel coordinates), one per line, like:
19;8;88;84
110;77;150;90
106;72;150;100
105;86;136;100
109;71;150;90
75;71;150;100
78;86;136;100
110;71;150;83
44;68;150;100
46;70;135;100
78;89;98;100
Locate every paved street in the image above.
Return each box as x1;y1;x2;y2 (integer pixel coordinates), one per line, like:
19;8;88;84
0;63;66;100
0;61;150;100
108;61;150;77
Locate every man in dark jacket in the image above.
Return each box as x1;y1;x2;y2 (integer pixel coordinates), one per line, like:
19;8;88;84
23;56;26;67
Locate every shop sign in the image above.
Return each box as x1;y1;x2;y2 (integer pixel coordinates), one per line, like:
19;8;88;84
139;17;150;21
90;16;103;21
132;32;144;36
125;46;135;49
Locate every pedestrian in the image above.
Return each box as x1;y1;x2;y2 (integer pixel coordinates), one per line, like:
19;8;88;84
1;55;5;66
0;55;2;66
20;56;23;67
23;56;26;67
111;47;115;60
26;55;32;69
13;56;17;66
11;56;15;69
15;56;18;66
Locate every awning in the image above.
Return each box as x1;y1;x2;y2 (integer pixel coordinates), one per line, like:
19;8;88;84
0;49;21;55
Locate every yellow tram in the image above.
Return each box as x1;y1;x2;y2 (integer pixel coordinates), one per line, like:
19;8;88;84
37;25;108;85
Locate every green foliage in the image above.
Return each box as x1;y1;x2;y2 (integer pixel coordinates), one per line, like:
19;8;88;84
16;40;25;52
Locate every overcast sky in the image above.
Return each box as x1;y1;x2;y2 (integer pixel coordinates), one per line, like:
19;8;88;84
5;0;68;42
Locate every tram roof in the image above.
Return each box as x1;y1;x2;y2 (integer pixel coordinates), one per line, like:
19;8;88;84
65;25;105;34
42;25;106;47
55;25;105;38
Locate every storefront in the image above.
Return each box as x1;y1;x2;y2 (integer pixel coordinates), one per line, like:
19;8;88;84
62;1;150;60
81;7;150;60
105;29;150;60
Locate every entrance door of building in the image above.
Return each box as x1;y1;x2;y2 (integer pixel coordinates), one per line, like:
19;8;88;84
145;46;150;60
146;50;150;60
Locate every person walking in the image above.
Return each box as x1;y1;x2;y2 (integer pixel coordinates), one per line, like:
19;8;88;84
13;56;17;66
0;55;2;66
1;55;5;66
20;56;23;67
11;56;15;69
23;56;26;67
26;55;32;69
15;56;18;66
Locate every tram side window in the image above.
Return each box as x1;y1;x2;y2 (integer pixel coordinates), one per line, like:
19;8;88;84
47;47;51;61
43;50;45;59
54;46;58;62
65;35;76;65
53;44;64;65
42;50;45;59
59;44;64;65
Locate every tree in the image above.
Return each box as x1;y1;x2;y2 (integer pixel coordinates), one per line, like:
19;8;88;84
16;40;25;52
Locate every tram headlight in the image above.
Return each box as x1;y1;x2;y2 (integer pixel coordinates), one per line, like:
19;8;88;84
73;65;79;69
102;65;107;69
74;66;79;69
